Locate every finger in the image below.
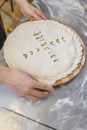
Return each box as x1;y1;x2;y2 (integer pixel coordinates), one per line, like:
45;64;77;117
29;89;49;98
35;9;47;19
30;17;36;21
26;95;39;101
29;10;46;20
32;13;43;20
34;81;54;92
28;74;38;81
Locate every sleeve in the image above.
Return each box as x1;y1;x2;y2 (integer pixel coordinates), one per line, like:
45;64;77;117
0;48;7;67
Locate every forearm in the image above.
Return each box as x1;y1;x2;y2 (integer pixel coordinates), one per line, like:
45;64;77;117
0;66;9;83
13;0;30;8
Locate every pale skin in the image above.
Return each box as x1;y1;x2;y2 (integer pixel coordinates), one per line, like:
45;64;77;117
0;67;54;101
0;0;54;101
13;0;47;20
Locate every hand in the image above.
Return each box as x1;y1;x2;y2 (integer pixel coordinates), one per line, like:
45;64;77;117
1;67;54;101
17;0;47;20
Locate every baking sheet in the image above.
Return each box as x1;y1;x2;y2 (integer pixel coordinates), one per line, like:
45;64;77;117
0;0;87;129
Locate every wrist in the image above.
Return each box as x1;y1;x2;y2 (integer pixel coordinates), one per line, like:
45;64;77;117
13;0;30;8
0;66;10;84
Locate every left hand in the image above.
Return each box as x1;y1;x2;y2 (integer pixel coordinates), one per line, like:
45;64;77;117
16;0;47;20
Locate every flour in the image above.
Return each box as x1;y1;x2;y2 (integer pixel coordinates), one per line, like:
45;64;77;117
0;111;21;130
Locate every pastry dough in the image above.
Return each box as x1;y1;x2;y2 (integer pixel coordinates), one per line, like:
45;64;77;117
4;20;83;85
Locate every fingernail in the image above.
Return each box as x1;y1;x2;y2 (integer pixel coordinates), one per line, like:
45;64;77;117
51;87;54;92
44;92;49;94
49;86;54;92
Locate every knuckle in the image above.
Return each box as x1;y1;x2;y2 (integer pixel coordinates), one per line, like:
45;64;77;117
29;96;39;102
30;82;35;89
24;88;28;94
42;92;48;97
33;98;39;102
37;93;42;98
21;87;29;96
19;92;25;97
41;85;47;90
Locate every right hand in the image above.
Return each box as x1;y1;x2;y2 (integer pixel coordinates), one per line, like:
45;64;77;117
1;67;54;101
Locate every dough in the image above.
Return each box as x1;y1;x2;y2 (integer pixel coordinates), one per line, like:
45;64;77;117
4;20;83;85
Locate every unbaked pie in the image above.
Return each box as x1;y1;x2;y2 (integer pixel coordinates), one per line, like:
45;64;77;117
4;20;85;86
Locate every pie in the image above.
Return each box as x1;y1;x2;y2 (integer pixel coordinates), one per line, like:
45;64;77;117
4;20;85;86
